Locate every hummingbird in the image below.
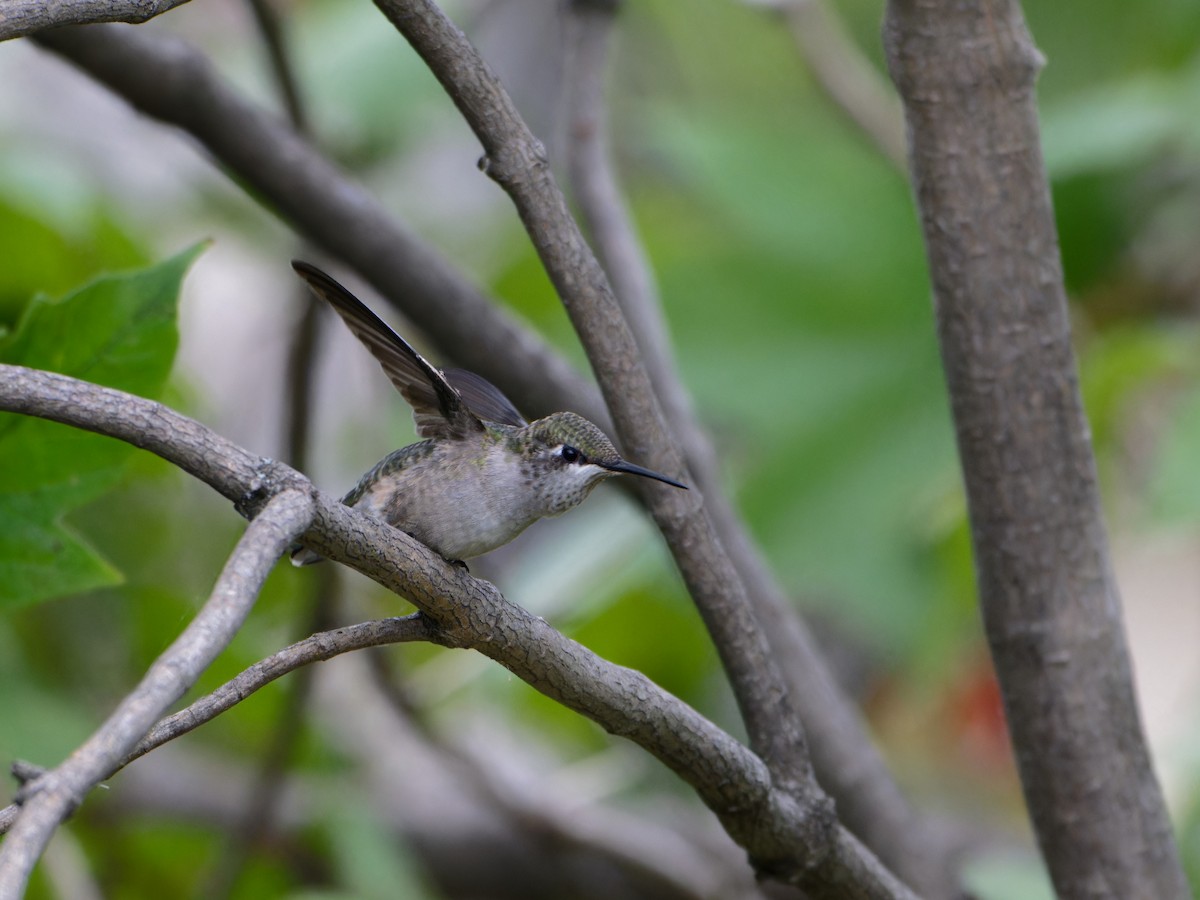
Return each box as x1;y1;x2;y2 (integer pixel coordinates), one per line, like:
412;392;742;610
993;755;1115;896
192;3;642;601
289;261;687;566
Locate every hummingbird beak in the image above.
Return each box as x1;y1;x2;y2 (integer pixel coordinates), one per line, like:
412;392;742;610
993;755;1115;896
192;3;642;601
602;459;689;490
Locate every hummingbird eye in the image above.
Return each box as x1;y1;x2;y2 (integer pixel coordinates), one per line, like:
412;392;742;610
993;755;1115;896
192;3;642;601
560;445;582;464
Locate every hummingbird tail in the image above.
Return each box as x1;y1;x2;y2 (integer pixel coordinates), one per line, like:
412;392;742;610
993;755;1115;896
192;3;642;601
289;543;325;567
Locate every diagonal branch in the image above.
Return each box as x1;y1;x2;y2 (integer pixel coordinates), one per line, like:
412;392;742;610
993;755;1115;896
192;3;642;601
370;0;821;838
0;364;916;897
0;484;314;896
561;5;962;895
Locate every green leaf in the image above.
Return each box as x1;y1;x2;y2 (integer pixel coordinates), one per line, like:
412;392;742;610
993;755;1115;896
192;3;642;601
0;194;148;327
0;244;206;608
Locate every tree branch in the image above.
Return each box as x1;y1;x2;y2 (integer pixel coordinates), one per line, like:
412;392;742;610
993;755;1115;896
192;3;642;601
0;365;916;897
0;0;192;42
883;1;1188;895
130;615;437;768
0;484;314;896
561;4;962;895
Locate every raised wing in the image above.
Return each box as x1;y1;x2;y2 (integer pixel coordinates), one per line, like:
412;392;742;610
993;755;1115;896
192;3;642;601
291;261;483;440
444;368;527;428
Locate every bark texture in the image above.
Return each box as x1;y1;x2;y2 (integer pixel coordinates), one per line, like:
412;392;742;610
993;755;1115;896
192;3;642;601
883;2;1188;897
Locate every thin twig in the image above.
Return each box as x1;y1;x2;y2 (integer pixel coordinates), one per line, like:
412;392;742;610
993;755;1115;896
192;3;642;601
0;0;193;42
0;487;315;896
127;615;439;768
0;365;917;897
246;0;308;135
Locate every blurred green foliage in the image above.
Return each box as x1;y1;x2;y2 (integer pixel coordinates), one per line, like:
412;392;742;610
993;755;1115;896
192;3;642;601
0;246;203;608
2;0;1200;897
0;199;147;328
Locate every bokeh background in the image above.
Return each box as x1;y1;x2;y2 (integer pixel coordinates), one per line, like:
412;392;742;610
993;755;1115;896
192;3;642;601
2;0;1200;897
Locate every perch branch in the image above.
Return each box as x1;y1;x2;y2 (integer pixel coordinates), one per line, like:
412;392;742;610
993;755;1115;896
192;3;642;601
0;365;916;897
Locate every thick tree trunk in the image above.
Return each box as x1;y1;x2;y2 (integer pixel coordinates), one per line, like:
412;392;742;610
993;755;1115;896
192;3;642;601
883;2;1189;897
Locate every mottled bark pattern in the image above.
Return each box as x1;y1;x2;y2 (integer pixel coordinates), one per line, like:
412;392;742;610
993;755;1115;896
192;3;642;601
883;2;1187;897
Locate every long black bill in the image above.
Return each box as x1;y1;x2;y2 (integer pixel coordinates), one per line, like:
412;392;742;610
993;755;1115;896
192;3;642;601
603;459;689;490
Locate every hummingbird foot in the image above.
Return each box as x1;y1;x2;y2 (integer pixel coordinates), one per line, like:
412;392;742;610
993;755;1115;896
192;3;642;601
289;543;324;566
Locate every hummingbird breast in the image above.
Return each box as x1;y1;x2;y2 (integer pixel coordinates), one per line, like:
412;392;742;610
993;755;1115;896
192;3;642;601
347;436;557;561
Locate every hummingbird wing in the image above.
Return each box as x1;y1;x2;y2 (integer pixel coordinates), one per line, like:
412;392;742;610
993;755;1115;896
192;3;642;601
291;261;484;440
443;368;527;428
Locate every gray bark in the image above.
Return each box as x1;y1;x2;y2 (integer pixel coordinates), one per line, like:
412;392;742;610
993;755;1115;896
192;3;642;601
883;2;1189;896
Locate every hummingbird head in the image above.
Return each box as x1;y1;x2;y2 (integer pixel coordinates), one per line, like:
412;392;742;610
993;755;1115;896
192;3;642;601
521;412;688;516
